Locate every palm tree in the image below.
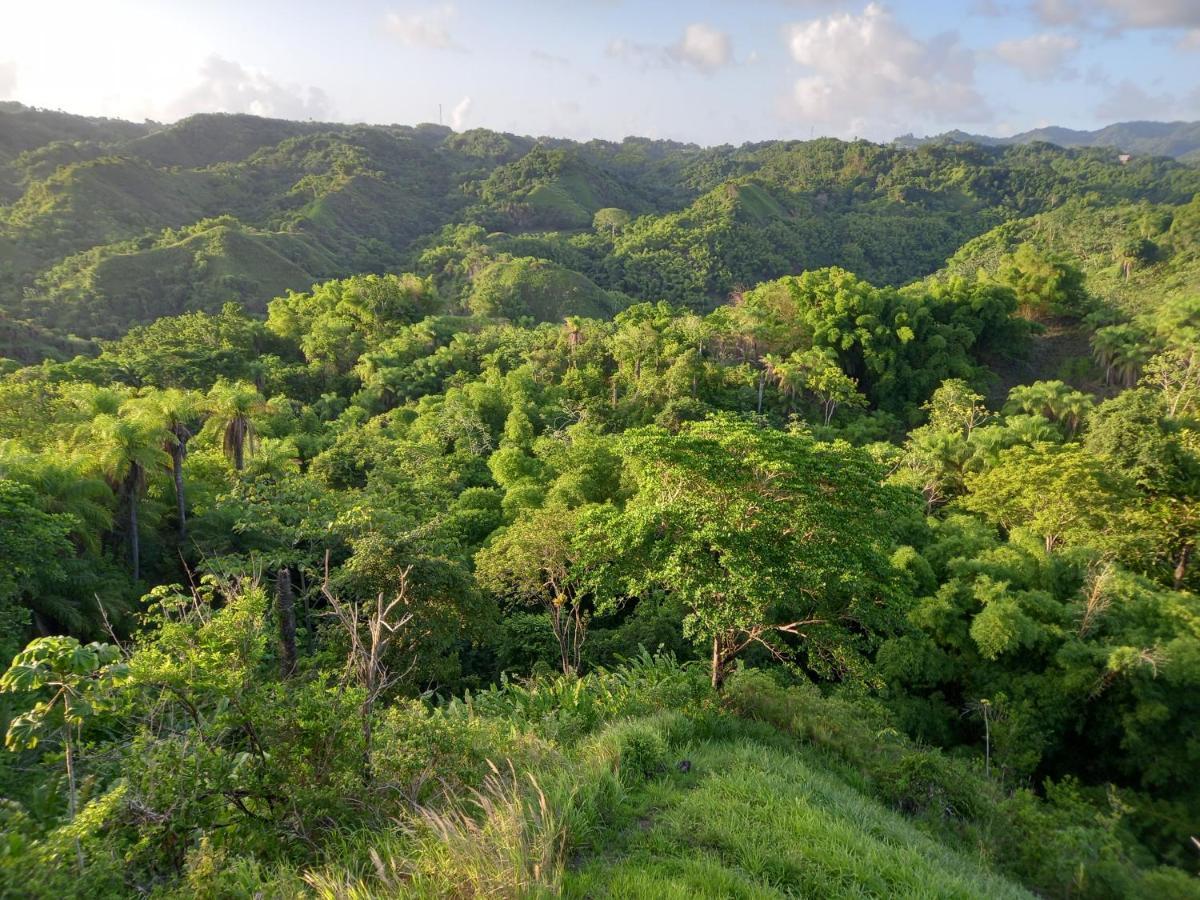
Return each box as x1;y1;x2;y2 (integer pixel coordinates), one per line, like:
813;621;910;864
762;352;804;413
207;380;265;471
131;390;205;541
1091;325;1151;388
89;414;169;580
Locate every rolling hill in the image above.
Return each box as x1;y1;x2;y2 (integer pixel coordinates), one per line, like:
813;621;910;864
895;120;1200;161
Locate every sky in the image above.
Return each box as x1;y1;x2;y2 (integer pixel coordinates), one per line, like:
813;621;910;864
0;1;1197;145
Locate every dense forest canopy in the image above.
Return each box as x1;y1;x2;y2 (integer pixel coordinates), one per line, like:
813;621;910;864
0;104;1198;897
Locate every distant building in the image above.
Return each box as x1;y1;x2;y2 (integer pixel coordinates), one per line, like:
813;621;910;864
1118;153;1132;164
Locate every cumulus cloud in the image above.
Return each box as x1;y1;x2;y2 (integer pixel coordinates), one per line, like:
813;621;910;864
168;55;331;121
782;3;987;137
608;22;733;72
385;4;461;50
449;95;472;129
1033;0;1200;30
993;32;1080;80
672;23;733;71
0;60;15;99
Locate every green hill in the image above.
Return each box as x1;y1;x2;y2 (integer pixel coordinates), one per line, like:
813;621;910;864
896;120;1200;160
5;106;1198;342
24;218;339;336
943;196;1200;318
467;255;628;321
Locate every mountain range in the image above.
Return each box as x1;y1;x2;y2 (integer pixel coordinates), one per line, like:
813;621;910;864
894;120;1200;162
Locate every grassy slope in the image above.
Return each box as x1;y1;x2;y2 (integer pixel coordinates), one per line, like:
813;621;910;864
28;223;337;336
566;738;1031;899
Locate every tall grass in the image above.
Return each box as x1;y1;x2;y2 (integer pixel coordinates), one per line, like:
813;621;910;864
303;760;568;899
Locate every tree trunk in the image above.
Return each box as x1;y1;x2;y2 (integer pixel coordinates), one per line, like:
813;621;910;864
234;432;245;471
711;634;726;691
1175;543;1192;590
276;567;297;678
361;701;373;786
756;372;765;414
64;728;83;872
128;487;140;581
172;444;187;542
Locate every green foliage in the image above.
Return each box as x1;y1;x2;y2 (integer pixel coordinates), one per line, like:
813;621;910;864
3;106;1200;897
577;416;913;686
466;256;626;322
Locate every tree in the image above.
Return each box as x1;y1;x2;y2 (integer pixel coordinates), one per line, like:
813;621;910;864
994;244;1088;319
923;379;991;436
0;480;75;651
593;207;631;237
207;379;265;471
1142;346;1200;419
1113;236;1155;281
321;563;415;784
131;389;205;541
475;503;588;675
1091;324;1151;388
1086;390;1200;589
576;416;910;688
963;443;1136;555
88;413;169;580
1003;381;1093;437
1;636;127;871
791;347;868;425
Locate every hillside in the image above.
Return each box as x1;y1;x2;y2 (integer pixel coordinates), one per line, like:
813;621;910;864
896;120;1200;160
3;103;1199;343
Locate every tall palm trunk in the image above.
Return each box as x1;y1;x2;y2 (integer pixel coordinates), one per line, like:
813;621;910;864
172;442;187;542
125;466;141;580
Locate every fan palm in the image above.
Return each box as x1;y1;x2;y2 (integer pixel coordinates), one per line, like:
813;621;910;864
129;389;205;541
207;380;266;471
89;414;169;580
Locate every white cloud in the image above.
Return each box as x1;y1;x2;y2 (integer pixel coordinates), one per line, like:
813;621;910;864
0;60;15;100
782;3;987;137
671;23;733;71
608;22;734;73
384;4;461;50
449;95;472;129
993;32;1080;80
168;56;331;121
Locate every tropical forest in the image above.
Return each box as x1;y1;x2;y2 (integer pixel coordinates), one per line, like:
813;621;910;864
0;48;1199;900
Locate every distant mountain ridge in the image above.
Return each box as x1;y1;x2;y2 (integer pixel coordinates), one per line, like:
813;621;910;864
895;120;1200;162
3;101;1200;349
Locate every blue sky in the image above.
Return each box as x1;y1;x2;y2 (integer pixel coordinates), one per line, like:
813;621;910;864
0;1;1196;144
